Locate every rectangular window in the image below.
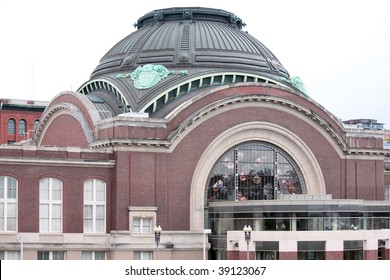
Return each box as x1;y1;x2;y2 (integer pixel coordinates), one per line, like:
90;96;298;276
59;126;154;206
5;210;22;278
385;186;390;201
133;218;152;234
0;251;20;260
0;176;18;232
38;251;66;260
134;251;152;260
84;179;106;233
81;251;106;260
39;178;62;233
297;241;326;260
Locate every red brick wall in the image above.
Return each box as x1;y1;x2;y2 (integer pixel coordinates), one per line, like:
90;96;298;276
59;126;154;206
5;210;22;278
364;249;378;260
325;251;343;260
0;109;42;144
0;161;112;233
41;114;88;148
279;251;297;260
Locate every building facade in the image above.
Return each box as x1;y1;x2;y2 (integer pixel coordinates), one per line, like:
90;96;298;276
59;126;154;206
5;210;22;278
0;7;389;260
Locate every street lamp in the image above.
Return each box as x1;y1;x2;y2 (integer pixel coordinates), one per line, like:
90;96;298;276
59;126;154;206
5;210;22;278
243;225;252;260
153;225;162;260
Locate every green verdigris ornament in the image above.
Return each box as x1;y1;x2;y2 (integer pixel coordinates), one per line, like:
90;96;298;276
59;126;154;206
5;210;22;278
117;64;187;89
280;76;308;95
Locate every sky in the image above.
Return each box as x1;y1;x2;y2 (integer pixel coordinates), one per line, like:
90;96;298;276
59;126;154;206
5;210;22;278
1;0;389;128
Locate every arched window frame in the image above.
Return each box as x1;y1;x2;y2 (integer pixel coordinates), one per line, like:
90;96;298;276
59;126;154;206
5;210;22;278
7;119;16;135
83;179;106;233
39;178;63;233
18;119;26;135
33;120;40;131
0;176;18;232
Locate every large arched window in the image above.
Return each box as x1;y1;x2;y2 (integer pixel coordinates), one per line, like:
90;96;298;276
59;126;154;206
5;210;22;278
83;179;106;233
0;176;18;232
206;141;305;202
7;119;16;135
39;178;63;233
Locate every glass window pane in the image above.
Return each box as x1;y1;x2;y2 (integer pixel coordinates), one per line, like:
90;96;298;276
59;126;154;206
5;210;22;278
8;119;15;134
84;205;92;218
96;219;105;232
133;218;140;233
7;217;16;231
7;177;17;199
142;218;151;233
6;251;20;260
34;120;40;130
0;177;4;199
40;204;49;232
84;219;92;233
143;252;152;260
51;182;62;200
96;182;105;201
38;251;49;260
7;203;17;231
40;179;49;200
52;217;61;232
96;206;105;219
84;181;93;201
134;251;141;260
0;202;4;217
81;251;92;260
52;251;65;260
40;204;49;218
94;251;106;260
52;204;61;218
18;120;26;135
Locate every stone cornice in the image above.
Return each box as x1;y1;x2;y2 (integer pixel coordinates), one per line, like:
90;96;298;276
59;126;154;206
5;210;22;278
0;157;115;168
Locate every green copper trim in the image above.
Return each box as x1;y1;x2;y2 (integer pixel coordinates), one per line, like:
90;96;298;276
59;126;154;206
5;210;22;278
117;64;188;90
280;76;308;95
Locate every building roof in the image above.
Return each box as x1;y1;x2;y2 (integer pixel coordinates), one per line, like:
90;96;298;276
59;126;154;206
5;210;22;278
78;7;297;117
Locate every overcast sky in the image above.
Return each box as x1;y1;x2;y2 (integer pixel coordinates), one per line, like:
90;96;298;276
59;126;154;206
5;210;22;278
1;0;389;128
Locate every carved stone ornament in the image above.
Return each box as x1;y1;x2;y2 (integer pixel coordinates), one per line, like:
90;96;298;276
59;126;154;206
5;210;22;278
116;64;188;90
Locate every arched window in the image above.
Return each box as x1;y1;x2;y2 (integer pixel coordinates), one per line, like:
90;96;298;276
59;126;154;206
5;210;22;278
7;119;16;135
84;179;106;233
206;141;305;202
0;176;18;232
34;120;40;131
39;178;63;233
18;119;26;135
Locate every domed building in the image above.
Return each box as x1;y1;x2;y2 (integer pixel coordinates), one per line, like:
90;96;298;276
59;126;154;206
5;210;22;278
0;7;389;260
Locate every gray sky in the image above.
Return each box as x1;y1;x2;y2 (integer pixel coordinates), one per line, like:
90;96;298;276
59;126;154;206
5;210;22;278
1;0;389;128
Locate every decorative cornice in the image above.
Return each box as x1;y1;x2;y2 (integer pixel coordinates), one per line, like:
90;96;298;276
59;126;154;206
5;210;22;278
0;157;115;168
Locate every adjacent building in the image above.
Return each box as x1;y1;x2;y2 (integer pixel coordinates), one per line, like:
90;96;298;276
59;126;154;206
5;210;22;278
0;99;47;145
0;7;389;260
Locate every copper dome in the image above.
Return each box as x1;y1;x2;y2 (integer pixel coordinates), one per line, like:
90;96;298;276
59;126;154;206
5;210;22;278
79;7;292;116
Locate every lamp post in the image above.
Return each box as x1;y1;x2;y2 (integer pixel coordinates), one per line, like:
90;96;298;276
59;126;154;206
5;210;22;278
243;225;252;260
16;234;23;260
153;225;162;260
